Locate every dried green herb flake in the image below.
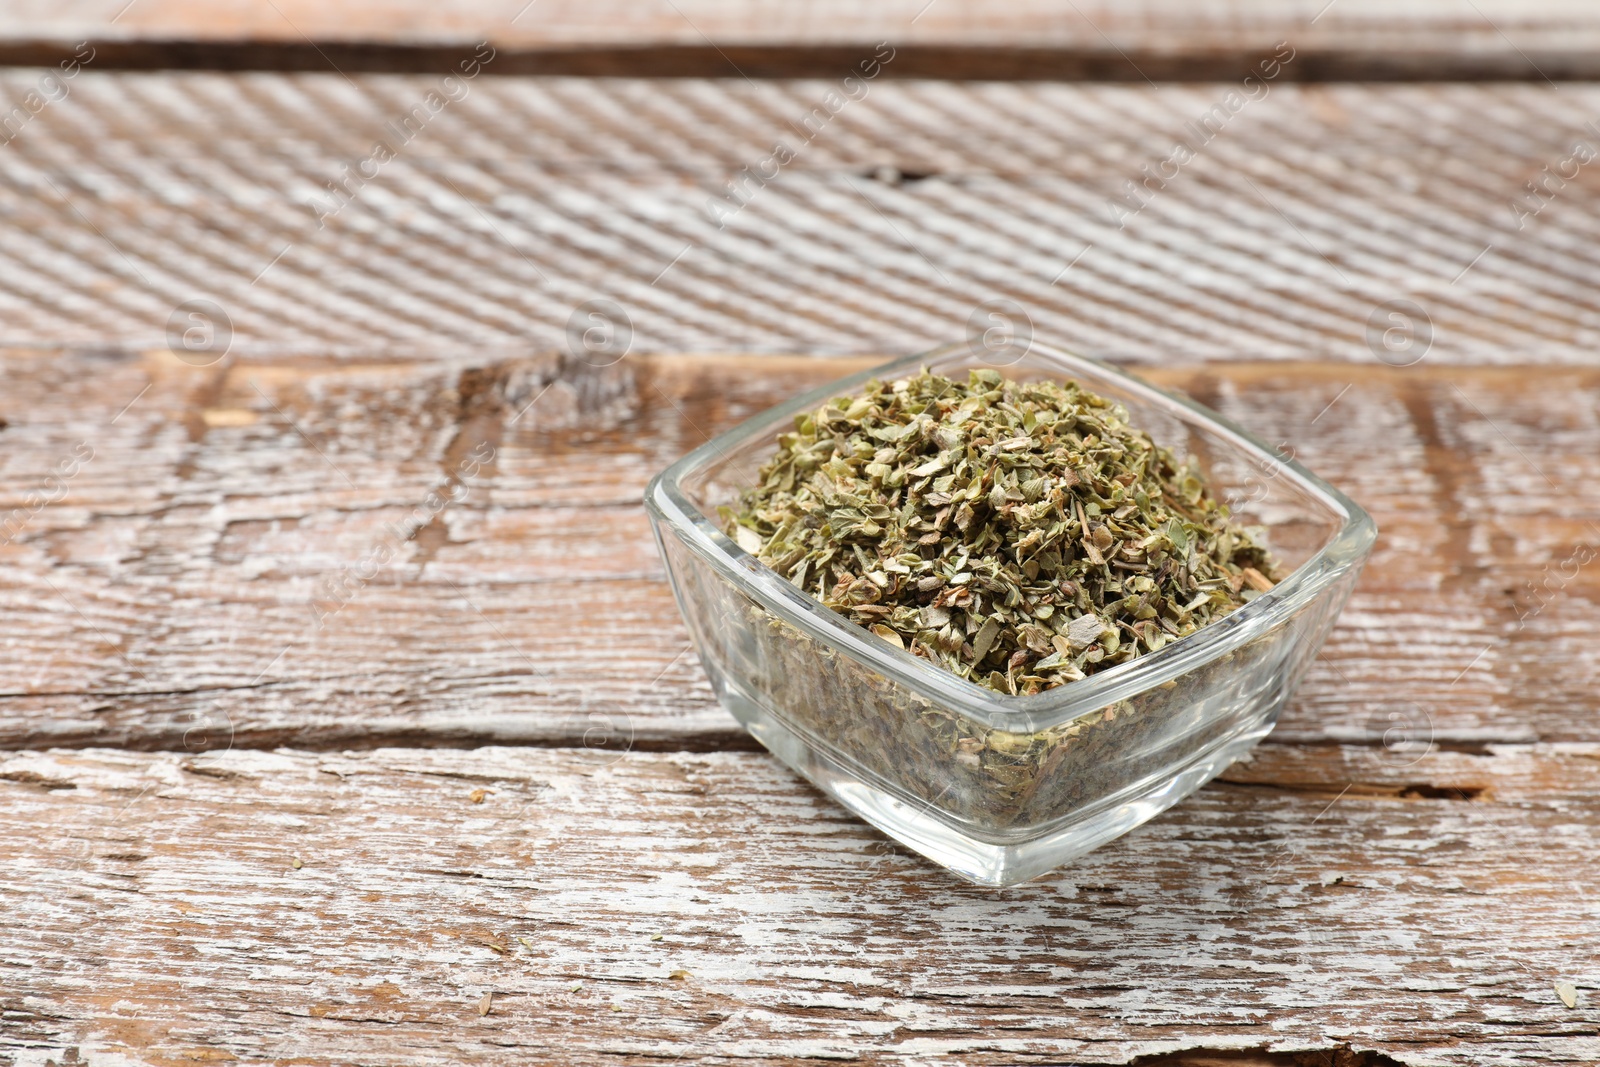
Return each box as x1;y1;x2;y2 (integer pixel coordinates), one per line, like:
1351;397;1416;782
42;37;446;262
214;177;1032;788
724;368;1277;696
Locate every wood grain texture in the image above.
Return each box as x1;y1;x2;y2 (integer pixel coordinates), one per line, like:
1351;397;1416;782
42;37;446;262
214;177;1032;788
0;68;1596;1067
11;0;1600;48
3;743;1597;1066
1;76;1599;363
4;1;1600;81
1;351;1597;752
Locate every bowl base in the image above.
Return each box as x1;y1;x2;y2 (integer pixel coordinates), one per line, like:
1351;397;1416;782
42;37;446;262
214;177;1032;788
722;680;1278;887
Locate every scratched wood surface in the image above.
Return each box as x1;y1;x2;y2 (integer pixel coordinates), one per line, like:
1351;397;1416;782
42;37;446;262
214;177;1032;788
2;743;1598;1066
2;71;1599;1067
0;77;1599;363
0;350;1593;751
1;352;1598;754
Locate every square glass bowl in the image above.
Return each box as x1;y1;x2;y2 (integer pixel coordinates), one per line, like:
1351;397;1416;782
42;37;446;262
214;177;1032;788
645;341;1375;886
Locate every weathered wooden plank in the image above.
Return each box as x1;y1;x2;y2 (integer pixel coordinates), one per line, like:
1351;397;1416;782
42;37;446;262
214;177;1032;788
5;1;1600;79
13;0;1600;49
2;743;1596;1066
2;352;1597;751
1;76;1599;362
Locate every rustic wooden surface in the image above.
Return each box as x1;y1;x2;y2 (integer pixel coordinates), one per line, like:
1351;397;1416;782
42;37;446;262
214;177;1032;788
2;354;1597;753
1;77;1599;362
6;1;1600;79
14;0;1600;48
3;744;1598;1066
1;71;1599;1066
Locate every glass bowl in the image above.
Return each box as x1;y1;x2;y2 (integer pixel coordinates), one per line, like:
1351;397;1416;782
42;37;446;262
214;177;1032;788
644;340;1375;886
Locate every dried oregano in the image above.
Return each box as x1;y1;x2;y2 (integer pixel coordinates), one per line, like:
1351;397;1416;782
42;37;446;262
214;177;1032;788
722;368;1278;696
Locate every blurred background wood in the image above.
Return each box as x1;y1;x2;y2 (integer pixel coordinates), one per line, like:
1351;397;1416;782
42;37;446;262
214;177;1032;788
2;0;1600;78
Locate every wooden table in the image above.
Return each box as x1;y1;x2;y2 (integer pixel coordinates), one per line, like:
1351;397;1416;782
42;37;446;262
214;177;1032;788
3;6;1599;1065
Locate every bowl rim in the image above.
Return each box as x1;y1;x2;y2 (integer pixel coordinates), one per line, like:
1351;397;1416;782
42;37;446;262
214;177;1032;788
645;340;1377;735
